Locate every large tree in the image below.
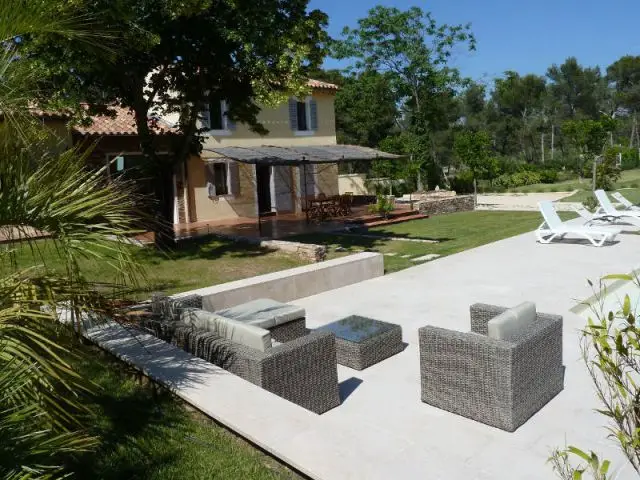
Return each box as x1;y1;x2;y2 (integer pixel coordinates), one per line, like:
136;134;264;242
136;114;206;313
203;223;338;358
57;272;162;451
26;0;328;243
547;57;602;119
607;55;640;148
334;70;398;148
332;5;475;187
489;71;548;161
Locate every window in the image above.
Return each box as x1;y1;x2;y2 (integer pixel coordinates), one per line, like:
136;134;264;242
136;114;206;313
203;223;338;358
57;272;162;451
203;99;233;134
289;96;317;135
209;101;224;130
206;162;229;196
296;101;308;131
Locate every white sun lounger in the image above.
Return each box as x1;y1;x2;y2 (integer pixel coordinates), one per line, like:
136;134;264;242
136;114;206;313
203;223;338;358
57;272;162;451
536;201;621;247
611;191;640;211
594;190;640;226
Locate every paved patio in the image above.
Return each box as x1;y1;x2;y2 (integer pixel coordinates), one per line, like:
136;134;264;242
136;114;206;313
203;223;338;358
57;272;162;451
88;224;640;479
173;204;425;240
477;191;579;211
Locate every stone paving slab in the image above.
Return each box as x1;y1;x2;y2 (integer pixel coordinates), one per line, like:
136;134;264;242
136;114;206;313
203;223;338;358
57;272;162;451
476;191;578;211
410;253;440;262
86;222;640;480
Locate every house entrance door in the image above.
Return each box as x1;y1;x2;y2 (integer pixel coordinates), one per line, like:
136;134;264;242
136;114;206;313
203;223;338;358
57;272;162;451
256;164;272;214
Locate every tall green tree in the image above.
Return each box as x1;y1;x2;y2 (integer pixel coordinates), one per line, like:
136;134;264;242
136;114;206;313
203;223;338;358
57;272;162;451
607;55;640;113
334;71;398;147
26;0;328;244
453;130;493;197
607;56;640;148
547;57;602;119
490;71;547;160
332;5;475;187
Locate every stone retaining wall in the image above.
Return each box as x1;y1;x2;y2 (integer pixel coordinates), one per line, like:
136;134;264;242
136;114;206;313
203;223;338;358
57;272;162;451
212;233;326;262
173;252;384;310
418;195;475;216
260;240;326;263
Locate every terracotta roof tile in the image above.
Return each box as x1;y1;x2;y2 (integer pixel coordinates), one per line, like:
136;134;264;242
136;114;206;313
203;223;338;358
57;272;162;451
307;78;339;91
74;106;176;136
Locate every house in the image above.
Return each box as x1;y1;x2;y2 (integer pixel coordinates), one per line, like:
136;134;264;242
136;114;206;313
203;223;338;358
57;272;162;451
178;79;343;226
37;79;397;230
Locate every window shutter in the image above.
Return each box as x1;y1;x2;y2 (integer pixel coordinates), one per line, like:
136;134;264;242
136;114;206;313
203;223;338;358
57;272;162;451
288;98;298;130
309;98;318;131
229;162;241;195
224;101;236;130
206;164;216;197
202;104;211;130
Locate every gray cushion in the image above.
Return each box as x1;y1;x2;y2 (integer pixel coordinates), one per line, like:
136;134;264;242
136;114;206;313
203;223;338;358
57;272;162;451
180;309;271;352
487;302;537;341
215;298;305;329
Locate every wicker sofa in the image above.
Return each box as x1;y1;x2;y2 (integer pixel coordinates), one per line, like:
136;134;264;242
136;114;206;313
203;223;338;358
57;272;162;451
144;294;340;415
419;302;564;432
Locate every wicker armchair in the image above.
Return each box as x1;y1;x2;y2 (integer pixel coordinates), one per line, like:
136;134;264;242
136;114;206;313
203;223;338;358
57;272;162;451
419;303;564;432
173;325;340;414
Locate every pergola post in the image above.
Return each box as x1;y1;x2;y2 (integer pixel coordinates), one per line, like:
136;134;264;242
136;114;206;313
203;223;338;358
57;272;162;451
302;159;309;224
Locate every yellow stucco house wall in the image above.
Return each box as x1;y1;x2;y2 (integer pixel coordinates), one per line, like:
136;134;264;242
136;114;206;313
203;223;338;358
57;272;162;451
178;85;340;225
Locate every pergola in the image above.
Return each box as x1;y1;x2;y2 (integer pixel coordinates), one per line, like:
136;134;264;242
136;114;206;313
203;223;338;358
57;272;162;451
200;144;403;233
201;144;401;166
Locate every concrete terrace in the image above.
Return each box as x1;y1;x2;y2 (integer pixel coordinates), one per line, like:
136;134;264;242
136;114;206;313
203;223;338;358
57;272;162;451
88;225;640;480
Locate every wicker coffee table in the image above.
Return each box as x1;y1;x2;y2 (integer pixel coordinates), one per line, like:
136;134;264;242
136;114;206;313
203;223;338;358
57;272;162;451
317;315;403;370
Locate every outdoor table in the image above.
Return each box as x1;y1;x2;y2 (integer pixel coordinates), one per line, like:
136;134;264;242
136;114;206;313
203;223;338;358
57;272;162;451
316;315;404;370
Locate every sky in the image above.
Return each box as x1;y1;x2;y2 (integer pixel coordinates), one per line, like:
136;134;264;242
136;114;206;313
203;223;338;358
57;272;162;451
308;0;640;86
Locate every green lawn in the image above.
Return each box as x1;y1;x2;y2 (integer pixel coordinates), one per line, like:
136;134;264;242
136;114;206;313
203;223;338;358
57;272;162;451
559;187;640;204
290;210;574;273
5;237;306;299
64;340;301;479
482;168;640;196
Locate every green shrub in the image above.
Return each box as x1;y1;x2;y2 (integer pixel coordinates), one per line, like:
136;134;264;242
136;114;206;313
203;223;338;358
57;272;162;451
631;183;640;188
583;157;621;190
583;196;598;212
368;194;395;218
605;145;640;171
548;186;559;192
511;170;542;187
449;170;475;194
539;169;559;184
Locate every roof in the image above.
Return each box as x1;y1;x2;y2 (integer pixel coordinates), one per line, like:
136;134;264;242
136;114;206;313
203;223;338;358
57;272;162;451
201;144;402;165
307;79;339;91
73;106;177;136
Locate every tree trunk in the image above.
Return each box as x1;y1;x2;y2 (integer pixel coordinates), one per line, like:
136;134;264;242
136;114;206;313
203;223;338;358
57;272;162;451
132;89;204;248
132;96;176;248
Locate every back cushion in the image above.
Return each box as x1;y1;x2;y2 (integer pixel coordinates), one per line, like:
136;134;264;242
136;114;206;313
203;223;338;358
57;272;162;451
181;309;271;352
487;302;537;341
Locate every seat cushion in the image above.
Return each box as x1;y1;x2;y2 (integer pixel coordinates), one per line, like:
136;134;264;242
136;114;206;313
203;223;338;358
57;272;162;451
487;302;537;341
215;298;305;329
180;309;271;352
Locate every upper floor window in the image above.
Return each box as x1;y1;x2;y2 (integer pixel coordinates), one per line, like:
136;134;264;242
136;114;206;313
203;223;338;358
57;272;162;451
296;101;308;131
202;99;234;135
289;96;318;136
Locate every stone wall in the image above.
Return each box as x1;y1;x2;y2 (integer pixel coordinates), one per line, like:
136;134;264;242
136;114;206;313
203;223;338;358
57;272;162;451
212;232;327;263
260;239;327;263
418;195;475;216
174;252;384;310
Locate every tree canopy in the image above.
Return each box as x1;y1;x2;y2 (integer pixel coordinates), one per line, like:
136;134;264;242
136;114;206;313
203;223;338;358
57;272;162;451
26;0;329;241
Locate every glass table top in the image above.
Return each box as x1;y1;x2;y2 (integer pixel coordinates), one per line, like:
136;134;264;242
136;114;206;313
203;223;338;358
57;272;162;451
316;315;395;343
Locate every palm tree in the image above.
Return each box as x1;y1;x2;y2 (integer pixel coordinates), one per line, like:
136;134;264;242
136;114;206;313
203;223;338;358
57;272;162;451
0;3;145;477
